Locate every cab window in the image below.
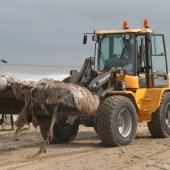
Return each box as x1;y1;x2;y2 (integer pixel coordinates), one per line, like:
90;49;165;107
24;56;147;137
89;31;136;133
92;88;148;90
151;35;168;87
151;35;167;73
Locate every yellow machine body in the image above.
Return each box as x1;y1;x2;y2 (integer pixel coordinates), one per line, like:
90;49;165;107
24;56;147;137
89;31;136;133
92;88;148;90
106;74;170;122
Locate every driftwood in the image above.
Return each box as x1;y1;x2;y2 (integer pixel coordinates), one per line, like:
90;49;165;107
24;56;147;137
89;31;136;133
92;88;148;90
0;76;99;154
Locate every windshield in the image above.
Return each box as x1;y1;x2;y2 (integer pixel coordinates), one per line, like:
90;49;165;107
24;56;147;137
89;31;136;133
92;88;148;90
97;34;135;74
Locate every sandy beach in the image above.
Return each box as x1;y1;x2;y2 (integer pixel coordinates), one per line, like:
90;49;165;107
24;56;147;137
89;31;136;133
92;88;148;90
0;123;170;170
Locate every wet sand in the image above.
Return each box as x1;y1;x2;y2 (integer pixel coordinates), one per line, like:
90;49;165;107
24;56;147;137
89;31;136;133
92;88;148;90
0;123;170;170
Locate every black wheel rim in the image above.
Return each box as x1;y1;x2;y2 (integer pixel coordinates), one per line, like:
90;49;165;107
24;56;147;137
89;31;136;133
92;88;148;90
58;120;73;136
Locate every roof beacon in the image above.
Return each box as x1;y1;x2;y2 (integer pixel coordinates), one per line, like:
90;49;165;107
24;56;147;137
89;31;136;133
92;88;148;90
123;20;129;29
144;20;150;28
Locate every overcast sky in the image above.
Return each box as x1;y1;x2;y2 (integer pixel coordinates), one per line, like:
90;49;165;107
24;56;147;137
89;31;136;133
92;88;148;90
0;0;170;67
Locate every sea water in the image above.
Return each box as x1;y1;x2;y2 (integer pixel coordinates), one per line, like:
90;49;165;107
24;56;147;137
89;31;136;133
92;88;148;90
0;64;80;81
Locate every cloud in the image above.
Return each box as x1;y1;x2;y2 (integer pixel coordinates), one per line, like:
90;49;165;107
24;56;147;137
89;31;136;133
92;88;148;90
0;0;170;66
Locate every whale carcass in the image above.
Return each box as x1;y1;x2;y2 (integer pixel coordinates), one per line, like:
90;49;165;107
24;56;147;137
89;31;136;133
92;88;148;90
0;76;99;147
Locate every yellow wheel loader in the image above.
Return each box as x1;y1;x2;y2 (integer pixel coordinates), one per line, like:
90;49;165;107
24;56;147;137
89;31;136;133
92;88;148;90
71;20;170;146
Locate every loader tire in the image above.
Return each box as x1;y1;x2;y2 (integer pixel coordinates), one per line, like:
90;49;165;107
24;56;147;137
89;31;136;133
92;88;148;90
39;117;79;143
97;95;137;147
147;92;170;138
52;118;79;143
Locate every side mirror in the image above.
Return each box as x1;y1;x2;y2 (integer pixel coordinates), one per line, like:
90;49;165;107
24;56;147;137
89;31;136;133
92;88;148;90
83;35;87;44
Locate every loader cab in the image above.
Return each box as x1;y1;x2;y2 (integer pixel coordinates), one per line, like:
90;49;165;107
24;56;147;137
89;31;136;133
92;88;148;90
95;21;168;89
